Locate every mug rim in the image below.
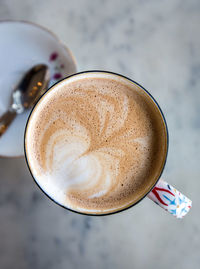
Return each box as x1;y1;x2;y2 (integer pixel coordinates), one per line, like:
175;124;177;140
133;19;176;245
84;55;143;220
24;70;169;216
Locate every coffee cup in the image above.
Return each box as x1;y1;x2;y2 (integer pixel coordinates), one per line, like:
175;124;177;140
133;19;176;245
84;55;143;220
24;71;192;218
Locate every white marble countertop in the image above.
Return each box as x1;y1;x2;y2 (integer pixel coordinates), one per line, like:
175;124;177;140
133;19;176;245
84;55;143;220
0;1;199;268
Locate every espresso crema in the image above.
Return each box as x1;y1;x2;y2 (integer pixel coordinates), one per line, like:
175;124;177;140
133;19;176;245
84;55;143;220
25;72;167;214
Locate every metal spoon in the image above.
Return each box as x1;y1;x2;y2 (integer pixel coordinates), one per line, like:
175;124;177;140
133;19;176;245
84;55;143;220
0;64;50;137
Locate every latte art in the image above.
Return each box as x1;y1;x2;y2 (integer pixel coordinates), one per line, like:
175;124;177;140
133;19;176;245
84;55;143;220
25;73;167;214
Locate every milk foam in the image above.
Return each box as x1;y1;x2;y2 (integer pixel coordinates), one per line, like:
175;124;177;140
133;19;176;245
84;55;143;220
25;72;167;214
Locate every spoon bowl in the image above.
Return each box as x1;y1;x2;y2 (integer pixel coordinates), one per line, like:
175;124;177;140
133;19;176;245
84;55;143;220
0;64;50;137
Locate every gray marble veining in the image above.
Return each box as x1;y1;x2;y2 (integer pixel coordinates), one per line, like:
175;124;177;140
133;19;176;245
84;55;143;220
0;0;200;268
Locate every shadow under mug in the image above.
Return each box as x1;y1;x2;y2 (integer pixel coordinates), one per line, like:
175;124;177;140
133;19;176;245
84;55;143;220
24;71;192;218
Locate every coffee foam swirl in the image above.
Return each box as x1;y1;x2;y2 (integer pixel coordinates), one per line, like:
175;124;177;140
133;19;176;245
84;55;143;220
26;74;167;214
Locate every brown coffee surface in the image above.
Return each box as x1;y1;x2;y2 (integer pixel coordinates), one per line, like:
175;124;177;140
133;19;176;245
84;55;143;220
25;73;167;214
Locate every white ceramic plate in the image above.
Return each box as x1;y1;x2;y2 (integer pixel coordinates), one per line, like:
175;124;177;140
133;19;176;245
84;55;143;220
0;21;77;158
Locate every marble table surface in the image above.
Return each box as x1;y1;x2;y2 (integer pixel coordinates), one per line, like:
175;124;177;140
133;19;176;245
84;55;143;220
0;1;199;268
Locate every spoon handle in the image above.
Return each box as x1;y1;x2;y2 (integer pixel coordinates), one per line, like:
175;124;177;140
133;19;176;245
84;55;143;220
0;110;17;137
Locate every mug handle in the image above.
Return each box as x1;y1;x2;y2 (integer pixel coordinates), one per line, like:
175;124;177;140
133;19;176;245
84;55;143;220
147;179;192;218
